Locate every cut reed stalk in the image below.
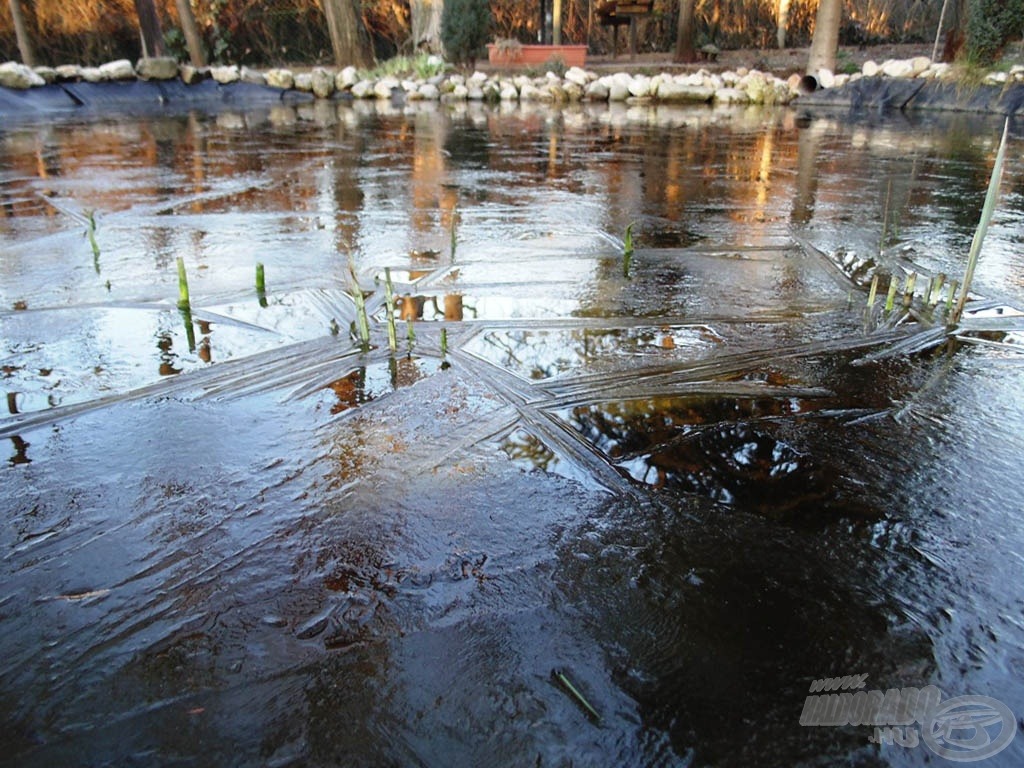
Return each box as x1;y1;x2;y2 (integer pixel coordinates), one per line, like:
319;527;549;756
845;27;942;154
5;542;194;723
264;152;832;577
384;267;398;353
953;118;1010;324
176;256;191;311
256;262;267;307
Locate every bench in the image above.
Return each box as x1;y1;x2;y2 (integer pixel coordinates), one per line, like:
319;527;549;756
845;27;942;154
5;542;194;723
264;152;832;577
596;0;654;60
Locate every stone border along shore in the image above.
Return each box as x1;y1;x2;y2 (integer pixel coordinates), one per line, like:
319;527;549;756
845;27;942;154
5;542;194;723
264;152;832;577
2;54;1024;114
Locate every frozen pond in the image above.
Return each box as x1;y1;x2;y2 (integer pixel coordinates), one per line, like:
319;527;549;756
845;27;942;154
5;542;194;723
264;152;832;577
2;99;1023;766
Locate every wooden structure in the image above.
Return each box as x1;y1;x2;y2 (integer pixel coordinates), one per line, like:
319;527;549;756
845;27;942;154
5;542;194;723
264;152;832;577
596;0;654;60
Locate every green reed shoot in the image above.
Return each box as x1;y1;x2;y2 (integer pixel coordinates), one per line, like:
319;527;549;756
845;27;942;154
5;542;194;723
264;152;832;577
902;272;917;308
450;208;460;261
176;257;191;311
884;275;899;313
552;668;600;722
347;253;371;348
928;273;946;307
406;319;416;353
623;222;635;278
384;267;398;353
256;262;267;307
440;327;448;356
953;118;1010;324
866;274;880;309
86;210;101;272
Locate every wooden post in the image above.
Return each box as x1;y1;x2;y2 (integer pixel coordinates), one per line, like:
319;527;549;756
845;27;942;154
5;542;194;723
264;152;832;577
629;16;637;61
553;0;562;46
8;0;36;67
175;0;206;67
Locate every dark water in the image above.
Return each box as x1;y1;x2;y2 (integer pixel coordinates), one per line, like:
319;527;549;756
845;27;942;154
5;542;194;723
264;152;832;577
1;99;1023;766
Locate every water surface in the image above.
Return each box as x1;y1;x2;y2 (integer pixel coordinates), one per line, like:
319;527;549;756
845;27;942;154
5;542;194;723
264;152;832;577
2;99;1023;766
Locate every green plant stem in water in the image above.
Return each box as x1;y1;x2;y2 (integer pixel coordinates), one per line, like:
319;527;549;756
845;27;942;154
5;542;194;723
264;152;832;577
902;272;917;307
176;257;191;311
551;668;600;722
884;275;898;313
450;208;460;262
953;118;1010;324
347;254;371;349
406;319;416;353
256;262;267;307
866;273;880;309
384;267;398;353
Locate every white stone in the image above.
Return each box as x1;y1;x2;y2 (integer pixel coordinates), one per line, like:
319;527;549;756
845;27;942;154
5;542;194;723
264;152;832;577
500;83;519;101
881;59;913;78
54;64;82;80
210;65;240;84
910;56;932;76
294;72;314;92
713;87;749;105
608;81;630;101
862;60;879;77
448;83;469;100
585;79;609;101
564;66;589;87
32;66;58;83
179;64;206;84
0;61;44;88
519;82;543;101
81;67;103;83
265;68;295;90
816;68;836;89
240;66;265;85
833;74;850;88
136;57;178;80
311;67;335;98
720;71;740;86
351;79;374;98
99;59;135;80
469;70;488;84
373;76;399;99
984;71;1009;85
563;82;584;101
418;82;440;100
656;81;714;103
467;84;484;100
336;66;359;89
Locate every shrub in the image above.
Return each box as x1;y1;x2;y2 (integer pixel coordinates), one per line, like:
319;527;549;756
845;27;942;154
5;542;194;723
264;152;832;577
441;0;491;65
965;0;1024;65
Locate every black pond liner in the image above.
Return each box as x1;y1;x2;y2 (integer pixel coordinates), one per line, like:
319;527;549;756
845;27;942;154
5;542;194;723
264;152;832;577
0;79;313;121
797;76;1024;116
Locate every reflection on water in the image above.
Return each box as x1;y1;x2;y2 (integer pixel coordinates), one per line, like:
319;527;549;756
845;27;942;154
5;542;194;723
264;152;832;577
1;102;1024;767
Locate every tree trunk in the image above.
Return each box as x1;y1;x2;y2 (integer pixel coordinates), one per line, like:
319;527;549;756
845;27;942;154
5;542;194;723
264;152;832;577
175;0;206;66
8;0;36;66
776;0;793;49
553;0;562;45
674;0;697;63
410;0;444;53
807;0;842;74
134;0;167;58
323;0;373;68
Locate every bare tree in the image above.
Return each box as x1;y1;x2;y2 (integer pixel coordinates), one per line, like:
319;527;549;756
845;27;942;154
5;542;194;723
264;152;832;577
175;0;206;66
323;0;374;68
776;0;793;48
410;0;444;53
674;0;697;63
807;0;842;74
134;0;166;58
8;0;37;66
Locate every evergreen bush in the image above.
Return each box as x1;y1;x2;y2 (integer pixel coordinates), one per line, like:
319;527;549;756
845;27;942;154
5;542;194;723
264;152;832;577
966;0;1024;65
441;0;491;65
